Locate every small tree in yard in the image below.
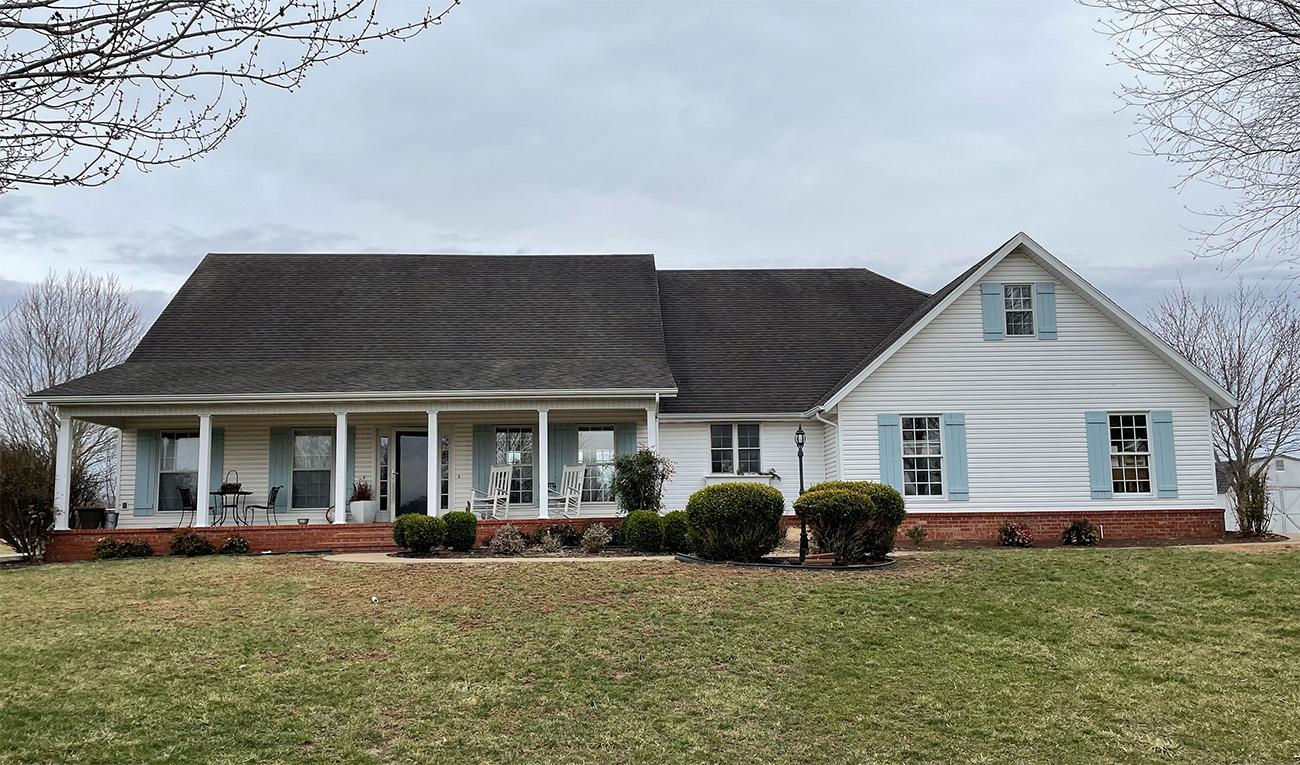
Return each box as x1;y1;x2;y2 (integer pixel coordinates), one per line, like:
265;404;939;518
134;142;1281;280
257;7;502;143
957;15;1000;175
0;441;55;560
1150;280;1300;535
611;448;675;514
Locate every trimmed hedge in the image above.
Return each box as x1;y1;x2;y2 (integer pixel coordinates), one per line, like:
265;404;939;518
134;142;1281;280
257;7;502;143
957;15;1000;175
169;530;215;557
796;481;905;562
662;510;690;553
622;510;664;552
93;537;154;560
443;511;478;552
393;514;446;555
685;482;785;562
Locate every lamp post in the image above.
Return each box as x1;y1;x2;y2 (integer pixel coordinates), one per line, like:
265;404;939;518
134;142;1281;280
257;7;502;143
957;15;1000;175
795;424;808;563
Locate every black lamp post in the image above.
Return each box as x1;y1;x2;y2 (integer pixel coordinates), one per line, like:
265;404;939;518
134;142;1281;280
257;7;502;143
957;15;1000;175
795;424;808;563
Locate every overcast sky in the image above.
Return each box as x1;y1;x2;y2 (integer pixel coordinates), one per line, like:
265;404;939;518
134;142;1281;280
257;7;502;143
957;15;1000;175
0;1;1287;326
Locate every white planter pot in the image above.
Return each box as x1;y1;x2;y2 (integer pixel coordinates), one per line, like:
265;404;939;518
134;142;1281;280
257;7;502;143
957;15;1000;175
349;500;378;524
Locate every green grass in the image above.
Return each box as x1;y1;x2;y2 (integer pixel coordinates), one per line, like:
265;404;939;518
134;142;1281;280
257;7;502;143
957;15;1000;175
2;547;1299;764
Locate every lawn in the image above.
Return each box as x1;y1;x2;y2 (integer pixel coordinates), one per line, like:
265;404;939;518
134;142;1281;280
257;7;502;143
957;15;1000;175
2;548;1299;764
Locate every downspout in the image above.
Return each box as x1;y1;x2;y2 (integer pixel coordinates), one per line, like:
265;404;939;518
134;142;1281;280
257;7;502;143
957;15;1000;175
813;406;839;481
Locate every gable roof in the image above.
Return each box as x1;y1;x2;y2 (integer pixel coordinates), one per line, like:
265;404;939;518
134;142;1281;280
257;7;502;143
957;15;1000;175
31;253;679;400
656;268;929;414
815;232;1238;412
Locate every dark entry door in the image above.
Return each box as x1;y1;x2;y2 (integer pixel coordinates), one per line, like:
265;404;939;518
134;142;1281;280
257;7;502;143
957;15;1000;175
394;431;428;516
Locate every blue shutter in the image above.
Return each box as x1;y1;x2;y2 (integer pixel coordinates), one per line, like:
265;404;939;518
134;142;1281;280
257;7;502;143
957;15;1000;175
472;425;493;494
346;426;357;500
942;413;969;501
1151;410;1179;498
133;430;159;517
1085;411;1113;499
615;422;637;457
268;427;293;512
549;424;578;486
210;427;225;489
1035;282;1057;340
877;414;903;492
980;283;1003;341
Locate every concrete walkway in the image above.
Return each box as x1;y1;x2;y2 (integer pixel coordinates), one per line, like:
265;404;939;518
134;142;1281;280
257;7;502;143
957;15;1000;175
323;552;674;565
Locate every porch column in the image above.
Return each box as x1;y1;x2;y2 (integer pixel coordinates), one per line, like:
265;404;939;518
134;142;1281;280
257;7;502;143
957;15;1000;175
195;413;212;527
536;408;549;519
52;413;73;531
645;406;658;450
426;408;439;516
334;411;348;524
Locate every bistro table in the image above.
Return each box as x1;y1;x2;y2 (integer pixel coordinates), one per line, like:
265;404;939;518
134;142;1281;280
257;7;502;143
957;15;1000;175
209;490;254;526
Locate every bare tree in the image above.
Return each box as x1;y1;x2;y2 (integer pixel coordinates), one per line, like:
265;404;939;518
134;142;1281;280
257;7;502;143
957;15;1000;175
0;270;144;503
1088;0;1300;263
1149;279;1300;534
0;1;459;192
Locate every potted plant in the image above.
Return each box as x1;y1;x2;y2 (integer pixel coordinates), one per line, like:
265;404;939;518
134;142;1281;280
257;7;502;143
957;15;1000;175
348;477;378;524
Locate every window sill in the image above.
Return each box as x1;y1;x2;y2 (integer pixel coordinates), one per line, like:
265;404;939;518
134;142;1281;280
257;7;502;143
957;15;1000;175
704;473;777;486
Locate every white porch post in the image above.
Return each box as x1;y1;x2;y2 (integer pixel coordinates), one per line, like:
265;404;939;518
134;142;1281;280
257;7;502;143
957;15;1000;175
646;406;658;450
426;408;440;516
536;408;549;519
195;413;212;527
334;411;348;524
52;413;73;531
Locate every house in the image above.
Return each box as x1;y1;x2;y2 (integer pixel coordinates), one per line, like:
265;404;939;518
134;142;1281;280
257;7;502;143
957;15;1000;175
30;232;1236;557
1217;455;1300;534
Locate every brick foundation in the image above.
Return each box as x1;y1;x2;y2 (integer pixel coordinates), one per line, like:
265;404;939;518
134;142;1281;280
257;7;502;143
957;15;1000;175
891;508;1225;543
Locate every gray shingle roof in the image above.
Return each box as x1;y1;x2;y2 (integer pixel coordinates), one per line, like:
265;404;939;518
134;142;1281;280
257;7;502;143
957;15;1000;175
656;268;929;413
34;253;678;398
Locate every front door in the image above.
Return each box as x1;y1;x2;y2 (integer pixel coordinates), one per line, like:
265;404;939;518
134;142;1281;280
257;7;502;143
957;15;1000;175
394;431;428;516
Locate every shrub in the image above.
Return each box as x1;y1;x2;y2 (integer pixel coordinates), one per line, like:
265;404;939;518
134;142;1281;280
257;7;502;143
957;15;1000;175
525;523;582;547
0;504;53;562
611;448;676;514
539;532;564;554
622;510;665;552
169;530;215;557
93;537;154;560
580;523;613;553
905;524;928;548
393;514;445;555
795;481;906;562
662;510;690;553
443;511;478;552
807;481;906;528
1061;519;1100;546
685;482;785;562
489;525;527;555
218;535;250;555
998;521;1033;548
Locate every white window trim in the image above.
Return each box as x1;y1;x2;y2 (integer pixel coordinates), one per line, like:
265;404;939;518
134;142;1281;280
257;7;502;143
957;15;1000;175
900;414;946;499
290;427;334;510
1003;283;1036;339
494;424;537;507
158;430;199;512
709;423;763;475
1107;411;1154;497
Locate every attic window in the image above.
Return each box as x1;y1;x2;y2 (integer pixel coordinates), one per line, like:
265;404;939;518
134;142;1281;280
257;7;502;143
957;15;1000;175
1004;284;1035;336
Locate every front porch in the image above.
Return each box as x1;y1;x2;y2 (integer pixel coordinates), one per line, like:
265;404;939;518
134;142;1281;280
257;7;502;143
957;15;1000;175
52;397;660;532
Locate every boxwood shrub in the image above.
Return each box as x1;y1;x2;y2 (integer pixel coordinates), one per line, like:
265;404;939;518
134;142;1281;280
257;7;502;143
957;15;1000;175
393;514;446;555
442;511;478;552
793;486;902;563
169;530;215;557
621;510;664;552
685;482;785;562
662;510;690;553
93;537;154;560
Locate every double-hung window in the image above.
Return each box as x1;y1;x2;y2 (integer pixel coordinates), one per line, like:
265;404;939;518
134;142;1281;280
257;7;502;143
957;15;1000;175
291;429;333;509
1004;283;1035;336
578;426;616;502
158;431;199;511
1108;413;1151;494
710;423;761;473
901;416;943;496
495;426;535;505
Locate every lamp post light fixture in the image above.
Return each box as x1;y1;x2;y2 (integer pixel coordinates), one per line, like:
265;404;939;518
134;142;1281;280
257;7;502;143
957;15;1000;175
795;424;808;563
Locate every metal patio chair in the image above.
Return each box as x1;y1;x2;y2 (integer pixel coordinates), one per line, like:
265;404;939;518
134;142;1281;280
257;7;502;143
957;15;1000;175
245;485;283;526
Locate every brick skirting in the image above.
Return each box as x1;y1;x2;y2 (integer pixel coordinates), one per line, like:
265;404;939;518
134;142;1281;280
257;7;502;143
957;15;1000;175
890;508;1225;543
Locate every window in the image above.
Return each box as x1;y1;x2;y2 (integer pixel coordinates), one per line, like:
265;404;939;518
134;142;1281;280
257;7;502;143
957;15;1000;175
578;426;616;502
292;430;333;509
1276;459;1286;473
1109;413;1151;494
158;431;199;511
1004;283;1035;336
495;427;534;505
439;435;450;511
710;423;761;474
901;416;943;496
378;435;390;514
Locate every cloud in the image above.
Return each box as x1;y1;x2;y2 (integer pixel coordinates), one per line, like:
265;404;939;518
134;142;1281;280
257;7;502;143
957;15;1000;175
102;222;368;275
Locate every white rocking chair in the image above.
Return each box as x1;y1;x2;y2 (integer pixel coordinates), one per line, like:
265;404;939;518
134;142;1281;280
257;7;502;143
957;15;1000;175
549;465;584;519
470;465;513;520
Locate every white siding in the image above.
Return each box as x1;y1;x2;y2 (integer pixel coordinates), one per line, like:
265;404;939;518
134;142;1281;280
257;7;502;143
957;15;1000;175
659;420;825;512
821;415;839;481
837;252;1218;512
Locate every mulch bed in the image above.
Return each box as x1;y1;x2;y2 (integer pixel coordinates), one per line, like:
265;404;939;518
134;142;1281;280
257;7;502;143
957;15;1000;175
391;546;663;560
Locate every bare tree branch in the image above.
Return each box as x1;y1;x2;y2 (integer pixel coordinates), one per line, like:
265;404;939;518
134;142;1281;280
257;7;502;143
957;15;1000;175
0;1;460;192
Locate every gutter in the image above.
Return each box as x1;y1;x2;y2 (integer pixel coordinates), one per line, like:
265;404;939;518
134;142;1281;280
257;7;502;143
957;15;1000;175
26;387;680;407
